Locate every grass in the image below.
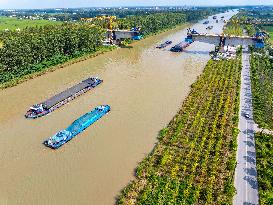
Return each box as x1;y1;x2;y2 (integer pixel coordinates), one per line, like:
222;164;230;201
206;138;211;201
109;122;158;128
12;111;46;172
250;54;273;130
255;132;273;205
263;26;273;45
0;16;61;30
117;54;242;204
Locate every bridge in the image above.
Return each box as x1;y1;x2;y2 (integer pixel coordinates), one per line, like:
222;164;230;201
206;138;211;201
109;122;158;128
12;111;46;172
81;16;142;44
186;30;267;48
105;29;142;44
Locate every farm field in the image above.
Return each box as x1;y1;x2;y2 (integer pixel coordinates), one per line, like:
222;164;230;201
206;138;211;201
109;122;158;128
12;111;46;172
250;54;273;130
255;132;273;205
118;55;242;204
263;26;273;44
224;17;243;36
0;16;61;30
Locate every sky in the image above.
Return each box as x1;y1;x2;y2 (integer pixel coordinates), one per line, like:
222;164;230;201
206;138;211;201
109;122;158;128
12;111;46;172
0;0;272;9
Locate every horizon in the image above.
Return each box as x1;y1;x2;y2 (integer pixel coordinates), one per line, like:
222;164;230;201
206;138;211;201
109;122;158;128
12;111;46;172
0;0;272;10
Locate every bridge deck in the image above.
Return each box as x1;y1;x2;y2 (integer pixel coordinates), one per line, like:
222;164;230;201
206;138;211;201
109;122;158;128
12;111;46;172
191;33;255;46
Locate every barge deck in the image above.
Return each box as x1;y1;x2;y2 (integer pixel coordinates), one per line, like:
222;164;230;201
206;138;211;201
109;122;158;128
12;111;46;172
25;77;102;119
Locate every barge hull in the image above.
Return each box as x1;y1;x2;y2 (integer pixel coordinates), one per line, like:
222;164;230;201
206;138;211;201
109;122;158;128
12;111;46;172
25;77;102;119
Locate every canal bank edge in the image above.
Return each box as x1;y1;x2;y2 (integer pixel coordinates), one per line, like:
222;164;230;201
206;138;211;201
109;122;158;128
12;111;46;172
117;51;242;204
0;23;190;90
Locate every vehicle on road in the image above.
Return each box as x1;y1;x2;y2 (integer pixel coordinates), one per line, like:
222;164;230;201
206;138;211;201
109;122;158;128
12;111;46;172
245;113;250;119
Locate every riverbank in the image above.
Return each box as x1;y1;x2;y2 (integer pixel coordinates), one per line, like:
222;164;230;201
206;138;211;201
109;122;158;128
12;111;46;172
0;23;190;90
255;132;273;205
0;46;116;89
250;53;273;130
117;52;242;204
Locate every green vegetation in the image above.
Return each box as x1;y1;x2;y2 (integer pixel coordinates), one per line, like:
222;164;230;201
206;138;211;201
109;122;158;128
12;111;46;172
118;13;186;36
117;54;242;204
244;24;256;36
224;17;243;36
0;24;105;88
0;11;213;89
250;54;273;130
255;132;273;205
262;26;273;44
0;46;115;89
0;16;61;30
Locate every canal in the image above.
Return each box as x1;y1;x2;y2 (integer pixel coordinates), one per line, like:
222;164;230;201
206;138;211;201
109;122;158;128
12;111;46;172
0;11;236;205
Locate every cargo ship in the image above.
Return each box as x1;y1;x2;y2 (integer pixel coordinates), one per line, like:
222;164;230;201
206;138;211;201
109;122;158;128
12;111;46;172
44;105;110;149
206;26;214;30
170;41;190;52
156;40;172;49
25;77;102;119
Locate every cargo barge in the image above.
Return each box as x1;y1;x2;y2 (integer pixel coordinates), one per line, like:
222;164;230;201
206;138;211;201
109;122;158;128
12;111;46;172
25;77;102;119
156;40;172;49
44;105;110;149
170;41;190;52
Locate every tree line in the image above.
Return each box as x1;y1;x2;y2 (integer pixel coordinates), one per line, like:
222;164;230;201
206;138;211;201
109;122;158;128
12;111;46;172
0;24;105;84
0;9;218;87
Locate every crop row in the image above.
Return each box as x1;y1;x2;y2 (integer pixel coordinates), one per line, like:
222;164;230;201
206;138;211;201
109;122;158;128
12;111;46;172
117;54;242;204
250;54;273;130
255;132;273;205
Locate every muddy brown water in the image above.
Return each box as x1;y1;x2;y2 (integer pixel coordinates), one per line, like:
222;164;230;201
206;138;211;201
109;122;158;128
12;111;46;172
0;11;236;205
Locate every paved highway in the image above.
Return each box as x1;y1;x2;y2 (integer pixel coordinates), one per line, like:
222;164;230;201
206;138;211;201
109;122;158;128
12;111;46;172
233;48;259;205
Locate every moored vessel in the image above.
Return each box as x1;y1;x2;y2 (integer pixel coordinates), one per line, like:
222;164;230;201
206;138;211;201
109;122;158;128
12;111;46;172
44;105;110;149
156;40;172;49
170;41;190;52
206;25;214;30
25;77;102;119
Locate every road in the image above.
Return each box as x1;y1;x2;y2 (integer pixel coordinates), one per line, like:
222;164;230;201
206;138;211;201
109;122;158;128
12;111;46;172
233;48;259;205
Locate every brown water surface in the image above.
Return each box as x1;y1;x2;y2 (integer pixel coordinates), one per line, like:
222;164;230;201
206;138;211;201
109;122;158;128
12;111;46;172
0;11;236;205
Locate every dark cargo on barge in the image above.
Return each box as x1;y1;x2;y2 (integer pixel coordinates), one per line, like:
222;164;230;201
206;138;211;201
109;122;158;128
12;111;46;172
170;41;190;52
25;77;102;119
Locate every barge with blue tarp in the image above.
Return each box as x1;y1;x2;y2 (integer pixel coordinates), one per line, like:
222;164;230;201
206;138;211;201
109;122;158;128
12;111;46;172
44;105;110;149
25;77;102;119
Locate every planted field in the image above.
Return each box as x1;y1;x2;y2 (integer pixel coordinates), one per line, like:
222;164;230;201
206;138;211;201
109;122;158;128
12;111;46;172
117;56;242;204
224;17;243;36
0;16;61;30
255;132;273;205
250;54;273;130
263;26;273;44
